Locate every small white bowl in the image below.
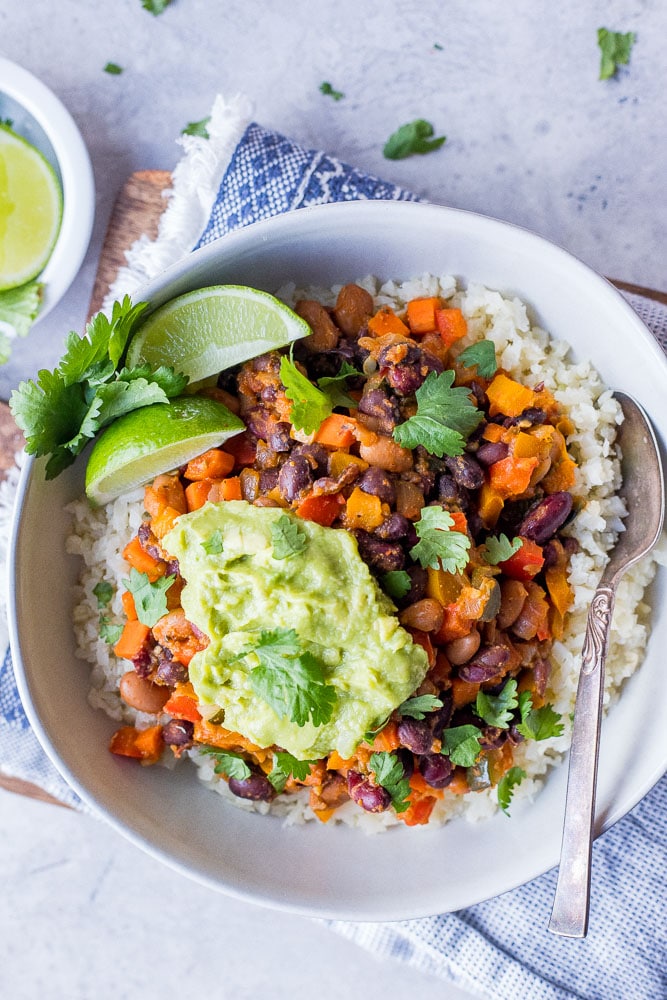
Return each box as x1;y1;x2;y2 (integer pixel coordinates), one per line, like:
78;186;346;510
0;58;94;318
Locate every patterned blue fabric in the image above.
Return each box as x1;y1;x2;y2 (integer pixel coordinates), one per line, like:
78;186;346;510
2;121;666;999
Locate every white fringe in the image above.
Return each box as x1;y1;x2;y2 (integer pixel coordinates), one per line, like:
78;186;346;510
102;92;254;310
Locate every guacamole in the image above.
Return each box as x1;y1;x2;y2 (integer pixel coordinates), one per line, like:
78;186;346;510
163;501;428;759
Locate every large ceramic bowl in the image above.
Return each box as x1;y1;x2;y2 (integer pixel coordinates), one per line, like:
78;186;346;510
9;202;667;920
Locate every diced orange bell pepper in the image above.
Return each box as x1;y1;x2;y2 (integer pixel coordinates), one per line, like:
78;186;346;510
435;307;468;346
400;792;438;826
486;373;536;418
488;455;539;498
163;692;202;723
344;486;384;531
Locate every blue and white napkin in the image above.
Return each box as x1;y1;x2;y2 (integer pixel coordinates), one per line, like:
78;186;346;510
1;94;666;1000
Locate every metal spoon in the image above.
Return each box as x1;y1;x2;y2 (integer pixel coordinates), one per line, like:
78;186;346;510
548;391;665;938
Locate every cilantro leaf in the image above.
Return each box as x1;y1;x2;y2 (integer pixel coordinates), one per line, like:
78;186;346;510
410;506;470;572
122;568;175;627
383;119;446;160
393;370;483;457
482;533;522;565
181;116;211;138
397;694;443;720
317;361;361;409
10;373;88;459
441;724;483;767
497;766;527;815
99;616;123;645
93;580;114;608
369;751;411;813
271;514;307;560
516;692;564;741
380;569;412;601
59;298;148;381
319;81;345;101
77;378;170;444
116;364;188;397
0;280;43;342
458;340;497;378
279;353;332;434
236;628;336;728
268;751;316;792
201;530;223;555
104;62;123;75
597;28;636;80
198;746;252;780
475;679;518;729
141;0;172;14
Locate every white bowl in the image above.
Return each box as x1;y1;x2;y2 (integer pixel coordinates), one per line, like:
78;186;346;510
9;201;667;920
0;58;94;318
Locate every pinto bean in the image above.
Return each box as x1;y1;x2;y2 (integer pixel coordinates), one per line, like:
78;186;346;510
444;630;481;666
295;300;340;352
119;671;171;714
333;283;374;336
497;579;529;629
359;435;413;473
519;492;573;544
399;598;444;633
457;645;510;683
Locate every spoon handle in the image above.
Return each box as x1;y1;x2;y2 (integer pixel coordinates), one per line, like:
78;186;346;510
548;584;615;938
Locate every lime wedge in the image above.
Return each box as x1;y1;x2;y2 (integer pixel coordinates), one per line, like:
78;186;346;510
0;125;63;291
85;395;244;506
125;285;311;383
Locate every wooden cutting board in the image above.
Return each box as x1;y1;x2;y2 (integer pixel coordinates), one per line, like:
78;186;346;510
2;170;667;807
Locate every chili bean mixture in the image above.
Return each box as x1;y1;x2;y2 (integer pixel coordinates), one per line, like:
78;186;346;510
109;284;578;826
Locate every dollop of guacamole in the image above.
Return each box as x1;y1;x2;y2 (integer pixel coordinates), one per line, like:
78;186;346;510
163;501;428;759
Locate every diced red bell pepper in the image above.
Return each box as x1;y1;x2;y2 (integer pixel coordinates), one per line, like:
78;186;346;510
499;536;545;581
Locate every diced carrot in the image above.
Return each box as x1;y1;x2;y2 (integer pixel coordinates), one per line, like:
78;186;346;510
451;677;481;709
184;448;235;481
406;297;440;334
295;492;344;526
408;629;436;668
314;413;359;449
207;476;243;502
488;455;539;498
367;308;410;338
223;431;257;468
486;373;536;418
344;486;384;531
185;479;214;512
122;536;165;582
121;590;137;622
435;307;468;346
372;719;401;753
109;724;164;764
192;719;271;761
163;693;202;723
151;505;182;540
400;793;438;826
143;474;187;517
113;620;151;660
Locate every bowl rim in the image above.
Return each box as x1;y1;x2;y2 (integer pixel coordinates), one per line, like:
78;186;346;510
0;57;95;318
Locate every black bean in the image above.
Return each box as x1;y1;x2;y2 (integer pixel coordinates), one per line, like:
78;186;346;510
419;753;454;789
395;748;415;780
397;718;433;754
244;407;272;440
374;512;412;541
422;351;445;375
479;726;508;751
437;473;460;503
519;492;574;544
228;771;276;802
347;771;391;812
358;387;400;432
155;657;188;686
267;422;292;452
291;442;330;477
507;724;526;747
278;455;312;501
354;531;405;572
162;719;194;748
429;692;454;739
259;468;280;493
506;406;547;427
358;467;396;505
458;645;510;683
445;454;485;490
476;441;510;466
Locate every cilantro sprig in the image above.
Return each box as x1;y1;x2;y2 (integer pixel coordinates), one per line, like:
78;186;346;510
397;694;443;720
380;569;412;601
516;692;564;741
198;746;252;780
319;81;345;101
122;567;175;628
142;0;172;14
201;530;224;555
0;280;43;358
440;724;483;767
410;506;470;573
393;370;483;458
369;751;411;813
182;116;211;139
9;296;188;478
316;361;361;409
279;352;332;434
270;514;307;560
475;679;518;729
93;580;114;608
234;628;336;728
268;751;316;793
497;766;526;815
458;340;497;378
482;533;522;565
99;616;123;645
597;28;636;80
383;119;446;160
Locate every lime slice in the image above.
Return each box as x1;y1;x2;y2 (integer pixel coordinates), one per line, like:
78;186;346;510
125;285;311;383
85;395;245;506
0;125;63;291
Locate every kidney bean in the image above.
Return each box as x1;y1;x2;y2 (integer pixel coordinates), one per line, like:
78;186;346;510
444;630;481;666
445;454;485;490
358;466;396;505
354;531;405;572
429;692;453;738
295;299;340;351
479;726;508;751
419;753;454;789
162;719;194;749
375;512;412;541
137;522;163;561
519;491;573;544
278;455;312;501
531;658;552;698
458;645;510;683
397;718;433;754
228;771;276;802
497;579;528;629
386;363;427;396
395;748;415;780
437;473;460;503
333;283;374;335
119;671;171;714
131;644;155;679
476;440;510;466
347;771;391;812
399;598;444;633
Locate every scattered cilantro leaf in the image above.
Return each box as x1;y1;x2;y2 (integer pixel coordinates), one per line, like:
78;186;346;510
497;766;527;815
0;117;13;128
104;62;123;75
268;751;316;792
141;0;172;14
319;81;345;101
369;751;411;813
393;370;483;457
380;569;412;601
279;352;332;434
271;514;307;560
597;28;636;80
458;340;497;378
201;530;224;555
235;628;336;728
93;580;114;608
475;679;518;729
433;43;443;51
397;694;443;720
410;506;470;573
482;533;522;565
0;281;43;348
383;119;446;160
181;116;211;139
317;361;361;409
198;746;251;780
99;616;123;645
441;724;483;767
122;568;175;627
516;691;564;741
